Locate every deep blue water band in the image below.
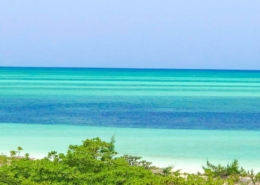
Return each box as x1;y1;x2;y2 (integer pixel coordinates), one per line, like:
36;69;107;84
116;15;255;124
1;67;260;130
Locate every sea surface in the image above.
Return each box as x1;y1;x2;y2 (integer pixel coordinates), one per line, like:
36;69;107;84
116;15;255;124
1;67;260;172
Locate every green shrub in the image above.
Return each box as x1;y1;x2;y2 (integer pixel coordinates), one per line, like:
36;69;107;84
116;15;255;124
0;138;258;185
203;159;245;178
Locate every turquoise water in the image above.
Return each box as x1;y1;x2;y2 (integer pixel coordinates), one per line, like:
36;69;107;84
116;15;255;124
1;67;260;172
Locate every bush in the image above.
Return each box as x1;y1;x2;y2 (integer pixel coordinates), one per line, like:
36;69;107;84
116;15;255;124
202;159;246;183
0;138;258;185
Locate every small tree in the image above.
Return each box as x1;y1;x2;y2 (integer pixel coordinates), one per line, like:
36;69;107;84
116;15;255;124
203;159;245;179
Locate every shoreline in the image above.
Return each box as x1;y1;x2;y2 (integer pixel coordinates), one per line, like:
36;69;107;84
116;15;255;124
0;151;255;174
1;122;260;174
3;150;260;175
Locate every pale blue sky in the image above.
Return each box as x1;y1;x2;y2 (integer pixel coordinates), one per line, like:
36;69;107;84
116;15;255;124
0;0;260;69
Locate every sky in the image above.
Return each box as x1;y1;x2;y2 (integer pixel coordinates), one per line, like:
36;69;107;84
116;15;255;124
0;0;260;69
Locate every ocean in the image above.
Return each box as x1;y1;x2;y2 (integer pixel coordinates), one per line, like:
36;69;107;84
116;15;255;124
0;67;260;172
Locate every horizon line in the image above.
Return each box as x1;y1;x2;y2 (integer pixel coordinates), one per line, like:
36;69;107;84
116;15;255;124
1;66;260;72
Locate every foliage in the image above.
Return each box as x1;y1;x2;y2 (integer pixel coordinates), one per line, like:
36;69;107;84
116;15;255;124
203;159;246;179
247;170;260;185
0;138;259;185
121;155;153;169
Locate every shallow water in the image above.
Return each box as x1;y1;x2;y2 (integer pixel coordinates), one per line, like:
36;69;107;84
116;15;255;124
1;67;260;172
1;123;260;172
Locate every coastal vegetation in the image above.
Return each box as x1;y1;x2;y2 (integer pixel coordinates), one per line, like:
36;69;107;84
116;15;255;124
0;137;260;185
